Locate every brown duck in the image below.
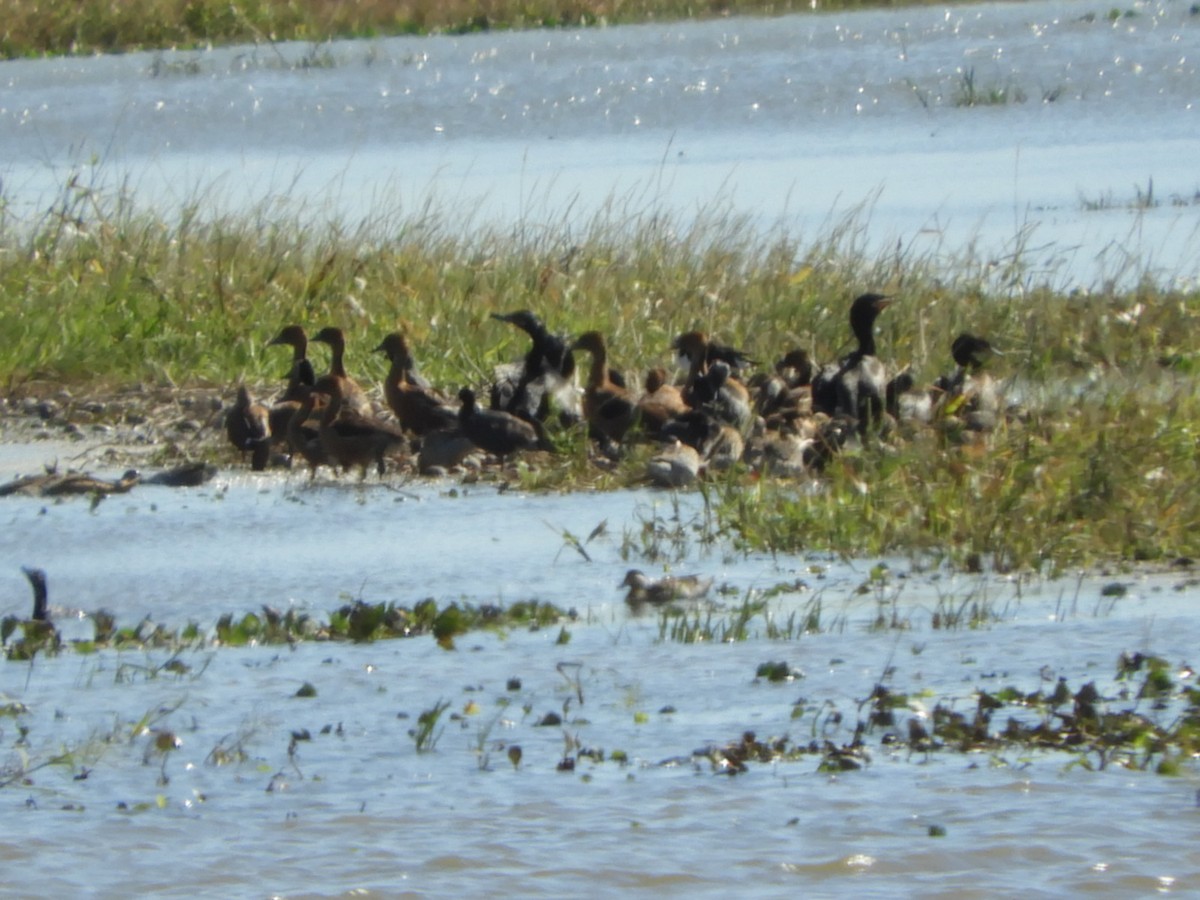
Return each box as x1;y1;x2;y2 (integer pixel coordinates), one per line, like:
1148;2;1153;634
312;326;373;418
374;332;459;436
636;367;688;436
286;386;330;478
226;385;272;471
314;375;406;479
572;331;637;449
267;324;319;441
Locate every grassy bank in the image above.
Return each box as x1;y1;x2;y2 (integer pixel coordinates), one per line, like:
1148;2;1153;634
1;0;955;59
1;175;1198;570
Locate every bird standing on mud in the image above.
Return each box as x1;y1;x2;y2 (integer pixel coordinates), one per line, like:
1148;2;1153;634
226;385;272;471
458;387;546;460
490;310;580;423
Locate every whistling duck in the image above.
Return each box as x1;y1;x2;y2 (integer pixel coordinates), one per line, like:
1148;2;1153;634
286;386;330;479
313;375;406;479
226;385;272;471
267;325;316;401
621;569;714;608
572;331;637;450
458;387;544;459
374;332;459;436
812;293;892;437
311;326;373;418
267;325;318;441
636;367;688;436
935;333;1002;431
489;310;580;422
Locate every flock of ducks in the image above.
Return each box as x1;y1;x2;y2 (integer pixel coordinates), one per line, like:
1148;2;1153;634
226;295;1004;484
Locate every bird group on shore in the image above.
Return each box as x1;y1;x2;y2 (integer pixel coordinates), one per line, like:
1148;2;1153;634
225;294;1007;483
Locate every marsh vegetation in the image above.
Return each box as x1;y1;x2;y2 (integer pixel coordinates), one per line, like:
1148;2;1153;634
2;172;1197;571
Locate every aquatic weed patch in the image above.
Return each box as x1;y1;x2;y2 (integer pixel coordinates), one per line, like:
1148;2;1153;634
2;597;576;661
690;652;1200;776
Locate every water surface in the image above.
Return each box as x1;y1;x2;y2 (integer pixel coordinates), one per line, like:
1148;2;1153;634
2;0;1199;286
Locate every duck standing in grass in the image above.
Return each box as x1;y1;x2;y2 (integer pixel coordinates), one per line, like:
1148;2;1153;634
572;330;637;454
636;367;688;437
812;292;892;437
226;385;272;471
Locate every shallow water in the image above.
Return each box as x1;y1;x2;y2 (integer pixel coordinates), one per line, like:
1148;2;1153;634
2;467;1200;897
2;0;1199;286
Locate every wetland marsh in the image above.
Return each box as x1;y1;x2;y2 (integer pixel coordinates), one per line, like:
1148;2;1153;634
2;0;1200;895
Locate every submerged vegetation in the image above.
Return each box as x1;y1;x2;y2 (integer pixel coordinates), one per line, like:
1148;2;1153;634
0;0;973;59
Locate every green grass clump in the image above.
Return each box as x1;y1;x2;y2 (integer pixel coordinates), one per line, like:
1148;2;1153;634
0;0;976;59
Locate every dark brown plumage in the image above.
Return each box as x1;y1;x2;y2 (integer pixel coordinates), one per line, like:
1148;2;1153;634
572;331;637;448
812;293;892;436
374;332;459;436
458;387;543;459
313;375;406;479
312;326;373;418
226;385;272;471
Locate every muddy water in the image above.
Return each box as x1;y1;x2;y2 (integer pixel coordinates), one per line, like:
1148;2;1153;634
2;462;1200;897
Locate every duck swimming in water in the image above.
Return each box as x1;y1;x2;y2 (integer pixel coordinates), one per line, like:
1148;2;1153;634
621;569;714;609
812;293;892;437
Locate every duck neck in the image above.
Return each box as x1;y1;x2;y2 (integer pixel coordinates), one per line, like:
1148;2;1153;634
585;342;608;390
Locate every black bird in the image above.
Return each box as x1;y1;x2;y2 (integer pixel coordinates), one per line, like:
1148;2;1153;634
812;293;892;436
458;387;546;459
22;567;49;622
671;330;756;375
489;310;579;422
